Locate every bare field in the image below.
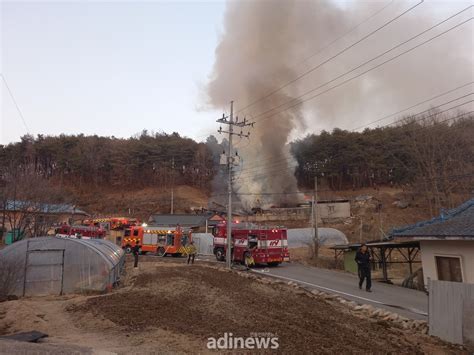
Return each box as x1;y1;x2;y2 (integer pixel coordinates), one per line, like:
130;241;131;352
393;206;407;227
0;259;464;354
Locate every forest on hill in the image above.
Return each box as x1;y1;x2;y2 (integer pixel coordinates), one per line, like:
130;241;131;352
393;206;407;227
1;112;473;215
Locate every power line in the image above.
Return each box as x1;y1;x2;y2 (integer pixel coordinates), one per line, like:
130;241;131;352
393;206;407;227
296;0;395;67
233;107;473;184
236;92;473;172
377;99;473;129
193;2;396;144
249;12;473;123
0;74;30;134
214;171;474;198
350;81;473;131
231;12;473;160
237;82;473;168
237;0;424;115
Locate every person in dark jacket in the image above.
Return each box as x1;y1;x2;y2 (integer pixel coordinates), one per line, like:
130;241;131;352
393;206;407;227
355;244;372;292
132;242;140;268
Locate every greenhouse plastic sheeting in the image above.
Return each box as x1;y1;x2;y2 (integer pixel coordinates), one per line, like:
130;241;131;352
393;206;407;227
287;228;348;248
192;233;214;255
0;237;125;296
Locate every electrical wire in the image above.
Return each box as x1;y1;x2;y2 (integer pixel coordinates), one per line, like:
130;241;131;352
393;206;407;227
237;0;424;115
248;13;473;123
235;92;473;172
1;74;30;134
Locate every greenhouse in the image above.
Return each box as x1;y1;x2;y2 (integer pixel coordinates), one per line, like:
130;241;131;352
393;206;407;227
287;228;348;248
0;237;125;296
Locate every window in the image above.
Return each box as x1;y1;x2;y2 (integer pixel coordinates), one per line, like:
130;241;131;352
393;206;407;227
133;229;139;237
435;256;463;282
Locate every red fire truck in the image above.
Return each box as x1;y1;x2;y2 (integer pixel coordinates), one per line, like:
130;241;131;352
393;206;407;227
212;222;290;266
121;225;191;255
84;217;140;231
55;224;106;239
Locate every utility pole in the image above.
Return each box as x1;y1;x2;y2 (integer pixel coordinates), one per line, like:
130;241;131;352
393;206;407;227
170;157;175;214
313;176;319;259
217;101;254;269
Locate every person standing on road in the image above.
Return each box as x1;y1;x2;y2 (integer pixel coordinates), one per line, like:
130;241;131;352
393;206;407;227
132;241;140;268
187;241;197;265
355;244;372;292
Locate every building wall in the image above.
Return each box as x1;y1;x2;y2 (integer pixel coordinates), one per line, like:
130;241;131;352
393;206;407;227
244;202;351;223
420;240;474;284
318;202;350;219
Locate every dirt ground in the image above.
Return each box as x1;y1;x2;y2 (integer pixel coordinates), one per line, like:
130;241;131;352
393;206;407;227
0;257;465;354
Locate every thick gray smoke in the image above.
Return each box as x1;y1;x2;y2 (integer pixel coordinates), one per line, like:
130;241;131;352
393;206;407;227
206;0;473;208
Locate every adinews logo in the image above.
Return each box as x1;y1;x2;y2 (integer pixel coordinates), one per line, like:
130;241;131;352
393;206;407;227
207;332;279;350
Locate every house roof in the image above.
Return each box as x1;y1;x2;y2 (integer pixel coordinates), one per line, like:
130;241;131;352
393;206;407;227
2;201;88;216
148;214;210;227
390;199;474;240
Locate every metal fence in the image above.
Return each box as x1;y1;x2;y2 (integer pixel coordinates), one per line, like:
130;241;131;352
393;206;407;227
429;280;474;347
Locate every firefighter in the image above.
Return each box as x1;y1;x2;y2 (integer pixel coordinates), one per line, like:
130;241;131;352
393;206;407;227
187;241;197;265
244;244;257;270
355;243;372;292
132;241;140;268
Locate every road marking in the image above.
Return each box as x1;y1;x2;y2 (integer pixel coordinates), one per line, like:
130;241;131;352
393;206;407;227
253;271;428;316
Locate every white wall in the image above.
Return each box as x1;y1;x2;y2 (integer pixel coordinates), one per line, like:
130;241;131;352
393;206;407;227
420;240;474;284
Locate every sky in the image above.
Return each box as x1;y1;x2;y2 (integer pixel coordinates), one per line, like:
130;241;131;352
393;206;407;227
1;0;225;144
0;0;472;145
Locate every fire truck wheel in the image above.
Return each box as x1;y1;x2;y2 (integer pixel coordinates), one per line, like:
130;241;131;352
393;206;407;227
125;245;132;254
215;248;225;261
267;262;280;267
156;247;166;257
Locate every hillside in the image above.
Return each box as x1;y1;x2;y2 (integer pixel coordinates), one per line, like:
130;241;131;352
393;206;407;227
72;184;455;242
73;185;208;219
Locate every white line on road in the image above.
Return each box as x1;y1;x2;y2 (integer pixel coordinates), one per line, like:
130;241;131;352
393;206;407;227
253;271;427;316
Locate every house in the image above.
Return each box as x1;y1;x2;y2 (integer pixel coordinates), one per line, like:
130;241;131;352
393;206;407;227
147;213;224;232
0;201;88;242
391;199;474;284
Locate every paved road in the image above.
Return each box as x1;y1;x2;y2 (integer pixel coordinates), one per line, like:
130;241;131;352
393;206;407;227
251;263;428;320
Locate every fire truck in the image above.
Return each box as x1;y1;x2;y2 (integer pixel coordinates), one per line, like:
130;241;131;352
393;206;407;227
55;224;106;239
121;225;191;256
212;222;290;266
84;217;140;231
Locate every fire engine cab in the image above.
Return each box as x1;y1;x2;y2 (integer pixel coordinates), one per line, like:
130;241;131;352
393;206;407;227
122;225;191;256
213;222;290;266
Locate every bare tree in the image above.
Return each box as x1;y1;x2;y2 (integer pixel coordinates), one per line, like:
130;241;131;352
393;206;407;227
406;111;474;215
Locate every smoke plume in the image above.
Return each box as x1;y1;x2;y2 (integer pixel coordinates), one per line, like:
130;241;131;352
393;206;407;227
206;0;473;208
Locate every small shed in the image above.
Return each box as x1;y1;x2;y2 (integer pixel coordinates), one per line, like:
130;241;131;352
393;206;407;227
192;233;214;255
0;237;125;296
330;244;361;273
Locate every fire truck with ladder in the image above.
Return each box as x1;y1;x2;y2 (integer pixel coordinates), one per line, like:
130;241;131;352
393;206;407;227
122;225;191;256
212;222;290;266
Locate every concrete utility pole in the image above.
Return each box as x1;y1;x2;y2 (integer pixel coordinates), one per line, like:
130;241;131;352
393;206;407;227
226;102;233;269
217;101;254;269
313;176;319;259
170;157;175;214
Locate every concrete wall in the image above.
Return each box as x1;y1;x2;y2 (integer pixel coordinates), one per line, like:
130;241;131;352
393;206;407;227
420;240;474;284
244;201;351;223
429;280;474;347
318;201;351;219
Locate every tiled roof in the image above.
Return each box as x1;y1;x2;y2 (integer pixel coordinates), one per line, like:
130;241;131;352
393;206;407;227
148;214;210;227
2;201;88;215
390;199;474;239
